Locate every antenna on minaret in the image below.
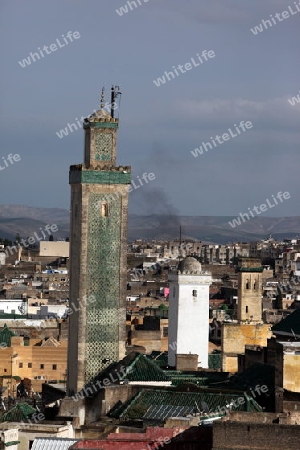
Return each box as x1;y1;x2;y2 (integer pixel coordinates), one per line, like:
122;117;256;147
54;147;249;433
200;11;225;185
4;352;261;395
100;87;105;109
111;85;122;118
179;225;183;260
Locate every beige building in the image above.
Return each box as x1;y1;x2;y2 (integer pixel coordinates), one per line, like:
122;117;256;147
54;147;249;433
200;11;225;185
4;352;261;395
222;323;272;372
39;241;69;258
0;331;67;395
237;258;263;323
222;258;272;372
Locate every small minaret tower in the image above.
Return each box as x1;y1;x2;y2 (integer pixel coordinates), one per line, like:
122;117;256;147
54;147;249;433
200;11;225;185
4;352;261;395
67;87;131;394
168;257;212;369
237;257;263;323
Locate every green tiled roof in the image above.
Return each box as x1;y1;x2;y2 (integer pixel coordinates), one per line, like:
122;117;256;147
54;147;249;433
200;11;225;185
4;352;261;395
170;376;209;387
147;352;221;383
125;353;170;382
78;352;170;398
110;388;261;422
0;324;16;348
147;351;168;368
1;402;37;422
272;309;300;336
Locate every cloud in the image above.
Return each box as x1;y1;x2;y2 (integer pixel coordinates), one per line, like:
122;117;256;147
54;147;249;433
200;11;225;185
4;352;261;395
151;0;297;26
163;97;300;135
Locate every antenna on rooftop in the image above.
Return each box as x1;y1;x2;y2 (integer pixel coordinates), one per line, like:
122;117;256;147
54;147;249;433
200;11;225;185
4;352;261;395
178;225;183;260
179;225;182;247
111;85;122;118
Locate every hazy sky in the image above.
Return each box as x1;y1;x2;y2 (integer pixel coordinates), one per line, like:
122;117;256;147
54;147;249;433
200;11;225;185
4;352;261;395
0;0;299;217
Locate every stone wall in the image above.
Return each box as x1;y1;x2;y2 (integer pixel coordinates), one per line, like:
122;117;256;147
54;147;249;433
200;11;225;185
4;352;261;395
222;323;272;372
212;420;300;449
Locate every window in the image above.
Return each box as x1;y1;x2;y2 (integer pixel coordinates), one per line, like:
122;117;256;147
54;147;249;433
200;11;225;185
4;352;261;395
28;363;32;368
100;202;109;217
245;279;250;289
19;363;23;368
40;364;44;369
52;364;57;370
192;290;197;297
246;306;248;313
163;327;168;337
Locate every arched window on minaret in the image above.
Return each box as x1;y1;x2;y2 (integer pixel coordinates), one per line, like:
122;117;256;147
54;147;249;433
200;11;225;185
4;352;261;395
253;280;257;290
245;279;250;289
100;202;109;217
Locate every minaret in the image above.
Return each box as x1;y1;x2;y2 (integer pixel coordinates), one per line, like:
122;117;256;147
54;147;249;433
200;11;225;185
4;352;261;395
67;87;131;394
237;257;263;323
168;257;212;369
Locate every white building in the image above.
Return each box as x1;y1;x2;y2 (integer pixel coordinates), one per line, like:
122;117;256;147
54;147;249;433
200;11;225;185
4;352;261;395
0;251;6;266
0;299;28;315
168;257;212;368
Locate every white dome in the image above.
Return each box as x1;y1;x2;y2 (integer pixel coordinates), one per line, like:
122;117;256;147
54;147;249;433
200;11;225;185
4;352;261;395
178;257;202;274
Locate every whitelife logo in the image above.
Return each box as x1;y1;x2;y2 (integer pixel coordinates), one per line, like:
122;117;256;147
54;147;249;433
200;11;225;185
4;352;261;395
18;31;81;68
153;50;215;87
228;191;291;228
116;0;150;16
191;121;253;157
55;102;118;139
250;2;300;35
5;224;59;257
0;153;21;171
288;90;300;106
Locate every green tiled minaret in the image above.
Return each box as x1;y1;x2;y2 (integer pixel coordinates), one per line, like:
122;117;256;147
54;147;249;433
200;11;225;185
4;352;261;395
67;89;131;394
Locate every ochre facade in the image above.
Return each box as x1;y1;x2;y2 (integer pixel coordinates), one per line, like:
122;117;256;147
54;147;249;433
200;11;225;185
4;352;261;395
222;323;272;372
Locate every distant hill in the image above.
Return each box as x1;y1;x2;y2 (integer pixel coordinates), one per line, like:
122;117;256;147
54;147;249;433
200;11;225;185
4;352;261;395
128;215;300;243
0;205;70;241
0;205;299;244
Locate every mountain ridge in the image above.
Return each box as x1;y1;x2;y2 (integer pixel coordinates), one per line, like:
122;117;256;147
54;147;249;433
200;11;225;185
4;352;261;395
0;205;299;244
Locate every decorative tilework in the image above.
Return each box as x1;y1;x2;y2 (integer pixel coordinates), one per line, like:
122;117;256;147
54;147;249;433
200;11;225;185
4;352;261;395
84;193;122;383
69;170;131;185
95;133;113;161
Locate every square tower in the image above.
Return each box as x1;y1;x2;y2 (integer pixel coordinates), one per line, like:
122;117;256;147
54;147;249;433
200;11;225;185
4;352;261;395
67;94;131;394
168;257;212;369
237;257;263;323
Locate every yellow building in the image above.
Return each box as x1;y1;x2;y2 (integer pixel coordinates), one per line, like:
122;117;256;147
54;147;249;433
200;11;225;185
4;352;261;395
222;258;272;372
222;322;272;372
0;325;67;395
